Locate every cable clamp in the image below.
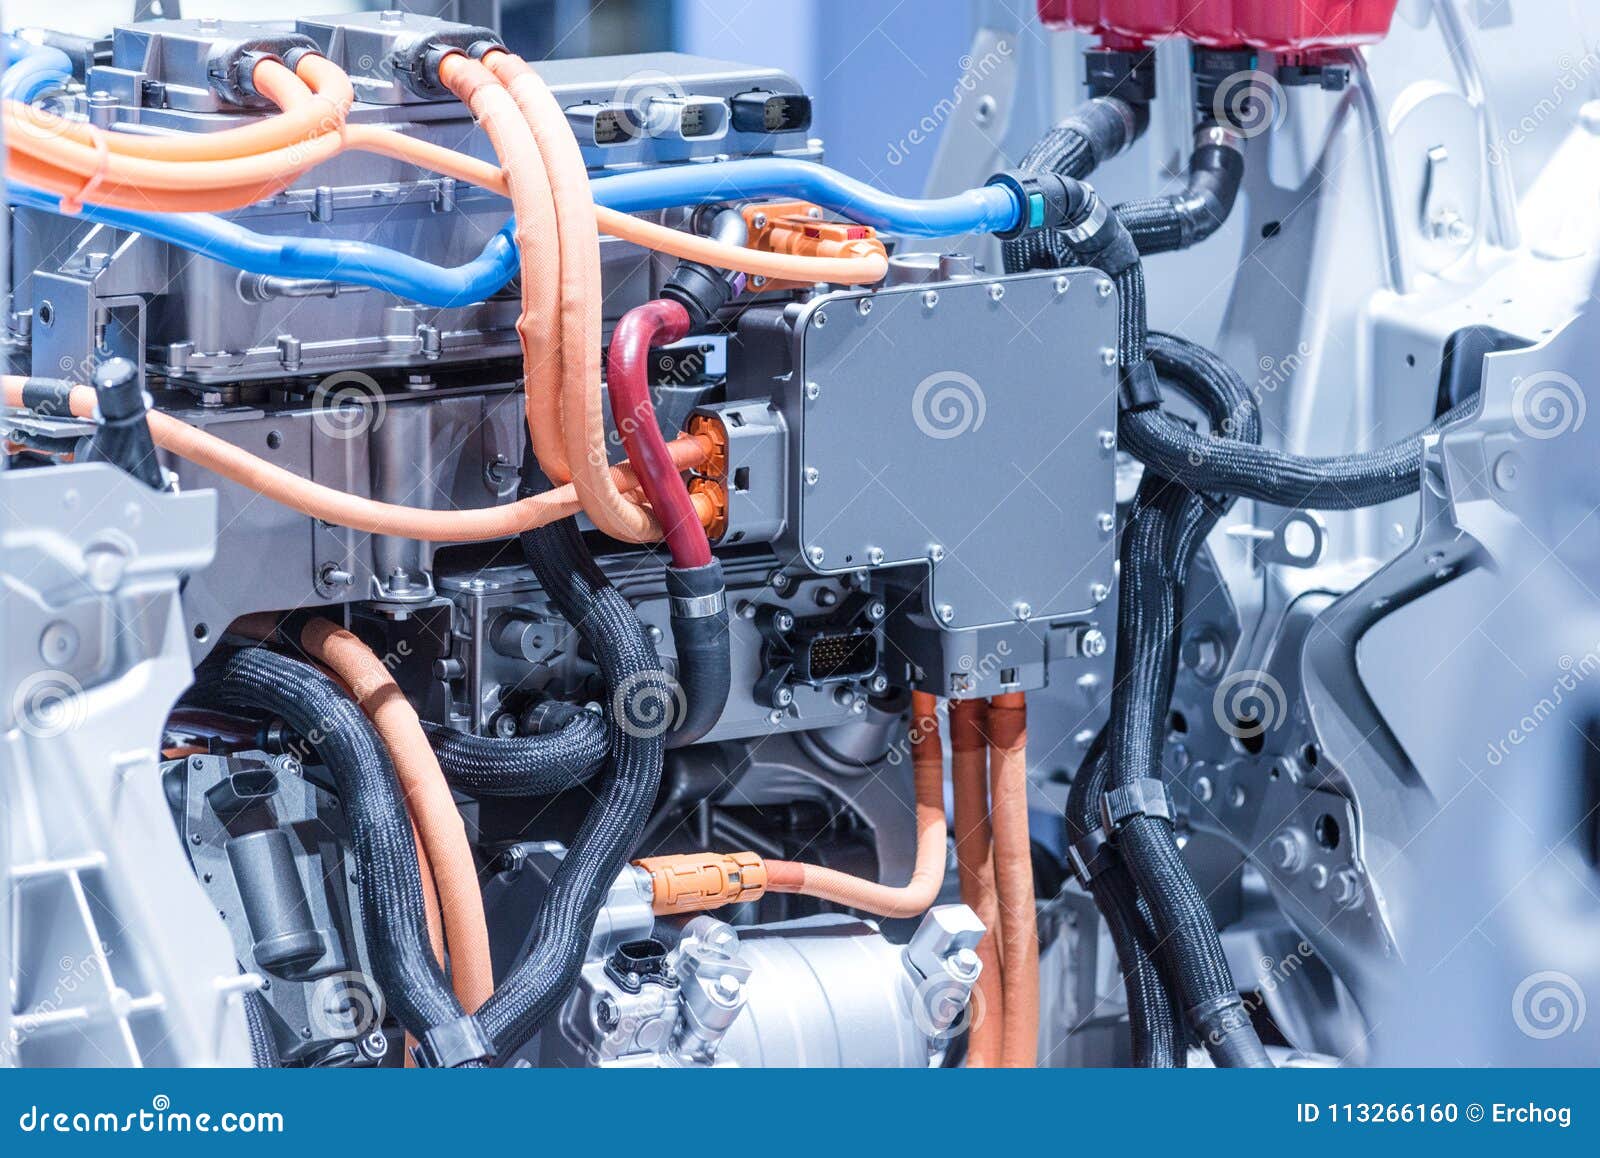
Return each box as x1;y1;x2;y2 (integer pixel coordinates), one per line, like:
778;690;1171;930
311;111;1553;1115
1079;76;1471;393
1118;358;1162;412
669;590;726;620
1099;777;1176;836
412;1015;494;1068
1066;826;1115;886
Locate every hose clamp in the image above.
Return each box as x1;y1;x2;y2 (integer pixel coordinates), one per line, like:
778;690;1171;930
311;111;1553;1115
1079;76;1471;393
412;1015;494;1069
1067;826;1115;886
1195;123;1245;156
1063;195;1109;245
669;590;727;620
1099;777;1177;836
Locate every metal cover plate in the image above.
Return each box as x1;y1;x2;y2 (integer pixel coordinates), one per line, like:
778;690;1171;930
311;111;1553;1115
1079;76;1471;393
793;268;1119;630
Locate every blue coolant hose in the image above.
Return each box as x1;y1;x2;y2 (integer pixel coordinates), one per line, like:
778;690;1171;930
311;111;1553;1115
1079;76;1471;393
6;159;1023;308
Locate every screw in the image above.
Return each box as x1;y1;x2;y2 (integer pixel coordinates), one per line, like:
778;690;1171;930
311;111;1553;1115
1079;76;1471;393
773;610;796;633
1097;511;1115;534
1101;348;1118;367
804;466;820;486
715;973;743;1000
814;310;828;328
1097;430;1116;452
1013;602;1033;622
1097;279;1114;298
804;381;821;401
949;947;981;979
865;600;886;621
1054;275;1070;295
988;283;1005;302
767;709;784;724
1194;776;1214;803
1090;582;1110;604
1077;628;1107;658
857;298;873;316
806;546;825;565
866;546;885;565
752;212;769;230
868;673;890;694
320;564;355;588
928;544;946;562
1332;868;1364;909
936;604;956;624
922;290;940;309
773;686;795;707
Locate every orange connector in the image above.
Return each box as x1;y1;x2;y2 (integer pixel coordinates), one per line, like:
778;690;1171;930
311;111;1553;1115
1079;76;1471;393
742;200;888;291
686;412;729;481
688;477;729;542
634;850;768;915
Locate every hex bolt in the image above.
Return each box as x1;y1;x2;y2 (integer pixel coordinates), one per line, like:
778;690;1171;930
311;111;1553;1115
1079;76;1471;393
949;947;982;979
1332;869;1364;910
1271;831;1306;873
1077;628;1107;658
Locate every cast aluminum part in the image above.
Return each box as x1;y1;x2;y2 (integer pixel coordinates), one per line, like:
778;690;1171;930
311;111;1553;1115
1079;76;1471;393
546;871;985;1068
0;463;251;1066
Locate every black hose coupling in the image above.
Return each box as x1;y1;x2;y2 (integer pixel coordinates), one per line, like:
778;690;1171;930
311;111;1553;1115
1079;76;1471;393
664;559;731;749
85;357;166;491
986;170;1096;242
412;1015;494;1068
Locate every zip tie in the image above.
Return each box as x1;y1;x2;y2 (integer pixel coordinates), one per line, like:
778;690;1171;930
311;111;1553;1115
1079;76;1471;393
59;124;110;215
1099;777;1177;836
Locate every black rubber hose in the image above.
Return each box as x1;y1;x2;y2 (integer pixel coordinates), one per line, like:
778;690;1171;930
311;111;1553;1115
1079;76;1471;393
472;466;669;1059
1003;96;1147;274
1014;123;1243;270
241;989;281;1068
1067;335;1261;1067
190;647;474;1057
1120;397;1477;511
1066;731;1186;1067
420;713;607;797
665;559;731;748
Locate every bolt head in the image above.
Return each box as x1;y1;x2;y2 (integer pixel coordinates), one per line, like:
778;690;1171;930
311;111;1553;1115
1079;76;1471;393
868;673;890;694
1054;275;1070;295
857;298;874;316
921;290;940;309
1078;628;1107;658
806;546;825;565
1097;512;1115;534
866;546;885;566
866;599;886;621
1098;430;1116;452
804;466;820;486
927;544;946;562
774;685;795;706
1013;601;1032;622
1090;582;1110;604
804;381;821;401
936;604;956;624
1101;348;1118;367
988;283;1005;302
1097;279;1114;298
814;310;828;328
774;610;796;632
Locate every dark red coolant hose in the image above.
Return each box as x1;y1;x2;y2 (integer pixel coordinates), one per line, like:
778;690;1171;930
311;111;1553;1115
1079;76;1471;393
606;299;710;569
